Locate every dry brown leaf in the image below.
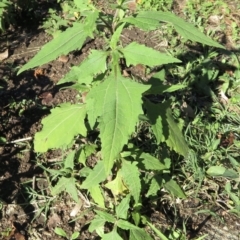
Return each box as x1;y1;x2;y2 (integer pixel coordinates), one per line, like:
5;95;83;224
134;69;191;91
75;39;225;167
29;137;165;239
181;101;195;118
58;55;69;63
0;48;9;61
208;15;221;25
39;92;53;105
70;201;82;217
5;224;25;240
34;68;45;79
14;232;26;240
47;213;61;229
131;64;146;76
81;91;88;103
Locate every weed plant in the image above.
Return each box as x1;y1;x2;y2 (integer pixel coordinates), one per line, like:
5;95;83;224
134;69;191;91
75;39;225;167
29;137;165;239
16;0;240;239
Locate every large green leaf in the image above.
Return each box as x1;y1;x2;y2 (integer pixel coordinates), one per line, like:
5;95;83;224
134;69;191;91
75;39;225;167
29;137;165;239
146;176;163;197
145;100;163;144
89;185;105;208
130;229;154;240
18;23;89;74
58;50;108;84
164;179;186;199
34;103;87;152
126;11;224;48
164;107;189;157
86;73;149;173
110;23;125;50
95;210;115;223
115;194;131;219
64;150;75;170
117;219;139;230
140;153;167;171
19;11;98;74
122;16;159;31
102;231;123;240
51;176;79;203
122;42;181;67
88;215;105;233
146;101;189;157
121;161;141;203
81;161;107;189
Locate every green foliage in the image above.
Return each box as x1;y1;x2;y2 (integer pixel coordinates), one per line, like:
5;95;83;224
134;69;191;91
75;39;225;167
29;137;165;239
0;0;12;32
34;103;87;152
140;0;173;11
49;150;80;203
55;227;80;240
17;0;227;238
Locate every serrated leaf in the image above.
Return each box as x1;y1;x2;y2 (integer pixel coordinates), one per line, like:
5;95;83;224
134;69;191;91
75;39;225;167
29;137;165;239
105;171;128;197
18;23;88;74
146;175;163;197
110;23;125;49
51;176;79;203
95;210;115;223
34;103;87;152
51;177;66;195
130;229;154;240
164;179;186;199
132;11;224;49
83;11;99;38
116;194;130;219
88;216;105;233
78;144;97;166
117;219;138;230
140;153;167;171
145;100;163;144
64;150;75;170
122;42;181;67
102;231;123;240
58;50;108;84
81;161;106;189
89;185;105;208
149;101;188;157
122;16;159;31
164;108;189;157
121;161;141;203
146;79;186;95
86;73;149;173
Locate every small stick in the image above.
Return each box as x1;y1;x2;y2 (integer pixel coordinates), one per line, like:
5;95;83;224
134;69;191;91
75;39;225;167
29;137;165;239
4;137;33;145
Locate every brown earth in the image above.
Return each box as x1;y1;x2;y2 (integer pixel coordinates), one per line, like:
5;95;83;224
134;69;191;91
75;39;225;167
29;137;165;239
0;1;240;240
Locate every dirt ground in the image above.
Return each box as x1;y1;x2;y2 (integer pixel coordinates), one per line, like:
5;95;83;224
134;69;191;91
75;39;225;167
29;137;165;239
0;1;240;240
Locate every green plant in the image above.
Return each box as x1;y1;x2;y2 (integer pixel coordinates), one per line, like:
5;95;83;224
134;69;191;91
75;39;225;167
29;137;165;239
55;227;79;240
0;0;13;32
42;0;81;38
17;0;225;238
140;0;173;11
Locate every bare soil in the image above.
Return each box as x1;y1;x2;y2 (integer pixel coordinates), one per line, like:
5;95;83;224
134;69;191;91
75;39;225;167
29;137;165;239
0;1;240;240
